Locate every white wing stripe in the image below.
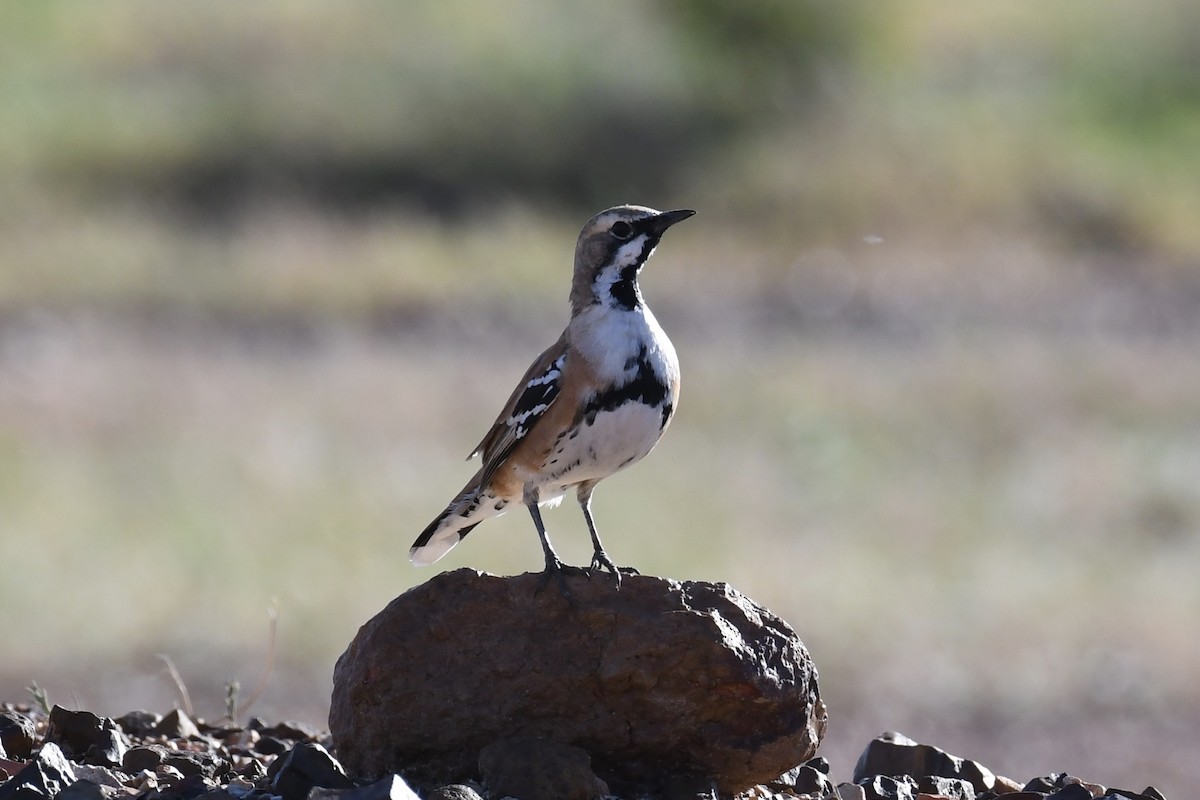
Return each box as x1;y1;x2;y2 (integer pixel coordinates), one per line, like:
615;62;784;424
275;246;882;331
504;354;565;440
525;356;564;388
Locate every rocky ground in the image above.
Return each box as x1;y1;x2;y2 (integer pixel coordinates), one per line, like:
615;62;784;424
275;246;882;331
1;570;1173;800
0;704;1169;800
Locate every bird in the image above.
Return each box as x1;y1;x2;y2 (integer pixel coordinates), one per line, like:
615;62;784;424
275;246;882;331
409;204;694;588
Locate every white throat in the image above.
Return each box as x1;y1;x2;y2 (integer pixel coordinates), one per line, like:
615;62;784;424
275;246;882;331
569;301;674;384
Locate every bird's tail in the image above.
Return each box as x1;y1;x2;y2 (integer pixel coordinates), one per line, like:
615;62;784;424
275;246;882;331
409;470;510;566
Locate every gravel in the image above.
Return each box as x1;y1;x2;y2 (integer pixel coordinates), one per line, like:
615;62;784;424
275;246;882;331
0;703;1169;800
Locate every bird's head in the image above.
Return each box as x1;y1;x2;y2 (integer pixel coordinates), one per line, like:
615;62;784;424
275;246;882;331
570;205;695;313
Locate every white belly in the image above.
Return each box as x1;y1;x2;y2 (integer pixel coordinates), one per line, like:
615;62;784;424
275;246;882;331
534;399;668;498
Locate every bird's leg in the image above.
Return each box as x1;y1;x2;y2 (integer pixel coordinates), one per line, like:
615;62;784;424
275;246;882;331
526;494;585;595
577;484;638;589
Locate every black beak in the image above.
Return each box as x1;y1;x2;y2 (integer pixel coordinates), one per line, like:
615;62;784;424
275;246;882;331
642;208;696;237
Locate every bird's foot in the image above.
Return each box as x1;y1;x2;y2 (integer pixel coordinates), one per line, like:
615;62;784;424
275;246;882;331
588;550;639;589
537;556;590;598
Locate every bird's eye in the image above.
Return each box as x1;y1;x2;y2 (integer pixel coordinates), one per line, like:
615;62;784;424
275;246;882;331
610;221;634;240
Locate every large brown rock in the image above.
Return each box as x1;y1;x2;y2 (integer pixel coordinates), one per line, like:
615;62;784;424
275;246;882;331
329;568;826;795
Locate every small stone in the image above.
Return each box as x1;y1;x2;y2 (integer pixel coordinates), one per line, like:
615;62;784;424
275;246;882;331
164;751;229;780
768;758;825;796
425;785;485;800
783;761;836;797
195;720;238;740
732;787;772;799
1025;773;1113;798
854;733;995;795
223;777;257;799
156;764;187;784
478;737;609;800
70;765;128;791
1023;774;1073;793
154;710;202;741
114;712;162;739
251;722;318;743
267;743;353;800
123;745;170;773
252;737;288;757
993;775;1025;794
858;774;918;800
916;775;975;800
237;760;266;783
1045;784;1094;800
0;742;77;800
124;770;158;792
45;707;128;768
307;775;421;800
0;712;37;760
831;784;867;800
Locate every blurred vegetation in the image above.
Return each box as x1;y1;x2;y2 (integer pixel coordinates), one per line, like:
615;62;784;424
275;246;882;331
2;2;1199;795
2;2;1198;255
0;2;849;221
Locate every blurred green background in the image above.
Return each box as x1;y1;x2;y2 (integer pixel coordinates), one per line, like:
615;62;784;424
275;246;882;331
2;1;1199;794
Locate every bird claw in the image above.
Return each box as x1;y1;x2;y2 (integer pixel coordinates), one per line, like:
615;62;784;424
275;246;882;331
588;551;639;589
